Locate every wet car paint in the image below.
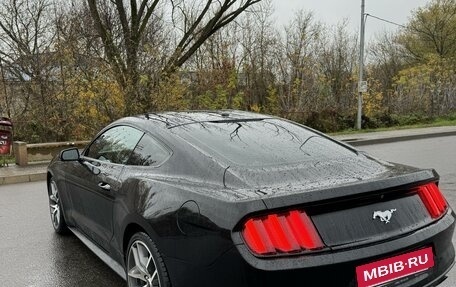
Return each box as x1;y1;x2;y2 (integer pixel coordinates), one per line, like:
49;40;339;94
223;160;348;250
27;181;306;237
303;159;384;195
46;110;455;287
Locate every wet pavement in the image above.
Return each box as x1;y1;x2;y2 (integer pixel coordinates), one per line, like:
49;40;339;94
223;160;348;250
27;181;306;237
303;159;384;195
0;181;124;287
0;135;455;286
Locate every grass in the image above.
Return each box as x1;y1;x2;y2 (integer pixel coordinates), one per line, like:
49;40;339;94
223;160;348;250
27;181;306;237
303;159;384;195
329;117;456;136
0;155;15;166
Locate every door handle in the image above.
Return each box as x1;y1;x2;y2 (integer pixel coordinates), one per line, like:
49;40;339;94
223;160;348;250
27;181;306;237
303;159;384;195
98;182;111;191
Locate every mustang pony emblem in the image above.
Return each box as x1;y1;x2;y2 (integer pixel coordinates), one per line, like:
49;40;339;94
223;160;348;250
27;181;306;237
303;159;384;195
373;209;397;224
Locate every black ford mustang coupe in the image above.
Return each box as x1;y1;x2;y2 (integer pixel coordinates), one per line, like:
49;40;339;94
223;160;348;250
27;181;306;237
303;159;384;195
47;110;455;287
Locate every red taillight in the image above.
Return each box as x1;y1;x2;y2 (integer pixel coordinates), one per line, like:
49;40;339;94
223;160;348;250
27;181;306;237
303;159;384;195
417;182;448;219
242;210;324;255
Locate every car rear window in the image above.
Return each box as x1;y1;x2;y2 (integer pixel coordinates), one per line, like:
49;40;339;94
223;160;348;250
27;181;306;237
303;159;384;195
173;119;356;167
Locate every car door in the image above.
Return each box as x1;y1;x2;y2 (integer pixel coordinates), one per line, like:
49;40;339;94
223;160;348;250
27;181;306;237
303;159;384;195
65;125;143;251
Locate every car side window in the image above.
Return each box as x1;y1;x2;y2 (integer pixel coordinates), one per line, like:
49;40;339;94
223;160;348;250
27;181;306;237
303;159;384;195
127;134;170;166
85;126;143;164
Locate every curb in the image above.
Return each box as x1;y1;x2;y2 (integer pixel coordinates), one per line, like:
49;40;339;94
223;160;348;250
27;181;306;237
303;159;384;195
336;130;456;147
0;162;48;185
0;172;47;185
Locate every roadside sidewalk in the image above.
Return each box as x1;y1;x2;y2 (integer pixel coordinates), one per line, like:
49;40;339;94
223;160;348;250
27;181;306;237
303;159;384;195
0;162;47;185
1;125;456;185
332;125;456;146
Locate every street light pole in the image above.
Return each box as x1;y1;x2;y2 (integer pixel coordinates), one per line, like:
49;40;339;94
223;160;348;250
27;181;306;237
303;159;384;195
357;0;366;130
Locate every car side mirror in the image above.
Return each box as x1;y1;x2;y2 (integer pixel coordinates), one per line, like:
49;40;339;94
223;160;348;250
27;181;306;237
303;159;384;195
60;148;80;162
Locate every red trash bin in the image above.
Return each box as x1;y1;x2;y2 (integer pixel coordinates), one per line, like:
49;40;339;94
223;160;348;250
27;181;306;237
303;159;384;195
0;117;12;155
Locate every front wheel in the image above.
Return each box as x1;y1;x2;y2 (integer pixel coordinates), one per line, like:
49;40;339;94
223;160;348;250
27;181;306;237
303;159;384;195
48;178;68;234
126;232;171;287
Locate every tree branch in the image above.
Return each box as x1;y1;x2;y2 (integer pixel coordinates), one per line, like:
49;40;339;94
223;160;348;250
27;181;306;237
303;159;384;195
87;0;127;86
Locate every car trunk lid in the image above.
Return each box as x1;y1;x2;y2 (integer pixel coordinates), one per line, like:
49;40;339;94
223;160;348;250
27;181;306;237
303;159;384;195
230;168;444;254
310;192;433;248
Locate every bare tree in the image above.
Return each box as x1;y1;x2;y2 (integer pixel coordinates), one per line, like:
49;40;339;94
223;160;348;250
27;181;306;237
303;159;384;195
238;0;278;109
0;0;57;140
368;32;405;112
87;0;262;114
279;10;322;117
317;20;357;111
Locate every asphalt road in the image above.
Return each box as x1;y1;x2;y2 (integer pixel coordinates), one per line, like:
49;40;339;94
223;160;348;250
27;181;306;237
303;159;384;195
0;135;455;287
0;180;124;287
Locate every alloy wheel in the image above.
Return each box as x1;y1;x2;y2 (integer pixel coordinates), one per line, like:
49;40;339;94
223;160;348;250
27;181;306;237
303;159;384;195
49;180;60;229
127;240;161;287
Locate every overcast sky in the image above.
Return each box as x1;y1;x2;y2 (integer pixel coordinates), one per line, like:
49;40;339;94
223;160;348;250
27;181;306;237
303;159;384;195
271;0;430;41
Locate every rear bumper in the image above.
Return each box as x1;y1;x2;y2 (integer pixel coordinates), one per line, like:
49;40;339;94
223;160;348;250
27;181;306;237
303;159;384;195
235;210;455;271
424;261;454;287
168;210;455;287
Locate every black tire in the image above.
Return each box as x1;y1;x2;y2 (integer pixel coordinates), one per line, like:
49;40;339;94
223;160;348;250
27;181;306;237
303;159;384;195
47;178;69;234
126;232;171;287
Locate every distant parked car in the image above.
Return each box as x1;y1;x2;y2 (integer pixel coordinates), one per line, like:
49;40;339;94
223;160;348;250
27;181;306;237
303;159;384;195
47;110;455;287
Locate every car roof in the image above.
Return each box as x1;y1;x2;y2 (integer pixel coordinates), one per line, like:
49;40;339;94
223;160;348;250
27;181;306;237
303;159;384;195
135;110;272;129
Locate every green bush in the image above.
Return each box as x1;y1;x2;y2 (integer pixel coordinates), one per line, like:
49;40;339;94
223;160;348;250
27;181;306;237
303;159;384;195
305;109;354;132
391;114;433;126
